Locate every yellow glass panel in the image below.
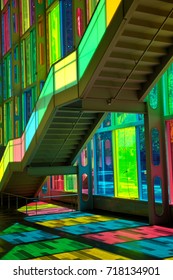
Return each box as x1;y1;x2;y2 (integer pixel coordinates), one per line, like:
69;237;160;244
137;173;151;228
106;0;121;26
3;147;9;171
54;51;76;72
54;52;77;93
0;162;4;181
9;140;14;162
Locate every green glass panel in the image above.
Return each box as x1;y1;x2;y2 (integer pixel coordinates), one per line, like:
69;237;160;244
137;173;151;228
21;41;26;89
86;0;100;22
149;85;158;109
64;175;77;192
48;4;61;66
31;29;37;83
115;113;137;126
21;0;30;34
78;0;106;79
114;127;138;199
36;68;54;127
167;64;173;115
26;35;31;85
47;0;54;7
4;102;12;143
138;125;147;201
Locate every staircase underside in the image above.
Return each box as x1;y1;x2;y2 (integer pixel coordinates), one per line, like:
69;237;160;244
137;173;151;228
1;0;173;197
80;0;173;108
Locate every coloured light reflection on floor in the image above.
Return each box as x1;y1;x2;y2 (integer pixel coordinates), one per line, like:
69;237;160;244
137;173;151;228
114;236;173;259
0;229;59;245
35;214;118;228
18;201;73;216
0;223;36;235
33;248;131;260
25;211;93;223
1;238;92;260
1;209;173;260
83;226;173;244
55;219;148;235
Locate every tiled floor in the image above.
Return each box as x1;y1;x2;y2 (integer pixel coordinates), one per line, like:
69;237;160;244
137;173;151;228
0;203;173;260
18;201;74;216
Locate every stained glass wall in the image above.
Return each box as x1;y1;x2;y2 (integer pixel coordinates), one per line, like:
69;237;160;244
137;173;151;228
0;0;173;208
0;0;93;147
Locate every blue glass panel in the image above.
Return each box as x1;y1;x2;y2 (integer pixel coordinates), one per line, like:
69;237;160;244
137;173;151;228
25;110;36;150
94;131;114;196
154;176;162;203
151;128;160;166
103;112;112;128
60;0;73;57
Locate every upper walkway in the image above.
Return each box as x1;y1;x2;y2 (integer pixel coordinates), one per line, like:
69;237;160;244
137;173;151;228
0;0;173;197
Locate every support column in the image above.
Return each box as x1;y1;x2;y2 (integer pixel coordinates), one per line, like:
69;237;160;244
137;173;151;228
77;142;93;211
144;81;170;225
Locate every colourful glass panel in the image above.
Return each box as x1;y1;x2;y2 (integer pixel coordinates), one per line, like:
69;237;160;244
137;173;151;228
24;30;37;87
30;0;35;26
48;4;61;66
78;0;106;79
36;68;54;127
12;11;18;33
1;0;6;9
14;46;19;84
2;6;11;54
82;174;89;198
26;35;31;85
20;0;30;34
47;0;54;7
21;41;26;89
154;176;162;204
149;85;158;109
54;51;77;93
4;101;13;144
151;128;160;166
94;131;114;196
25;110;36;151
3;140;14;171
86;0;100;23
106;0;121;26
114;127;138;199
64;175;77;192
13;138;22;162
60;0;74;57
115;113;137;126
30;29;37;83
138;125;147;201
166;64;173;115
103;112;112;128
81;147;88;167
51;175;64;191
3;53;12;99
166;120;173;204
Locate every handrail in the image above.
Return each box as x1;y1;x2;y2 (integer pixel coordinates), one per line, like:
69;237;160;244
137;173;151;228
0;191;78;215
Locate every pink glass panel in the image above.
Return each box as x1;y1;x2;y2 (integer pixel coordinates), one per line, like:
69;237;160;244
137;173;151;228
13;138;22;162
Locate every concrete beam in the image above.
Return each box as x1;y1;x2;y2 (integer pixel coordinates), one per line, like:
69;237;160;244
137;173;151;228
27;166;78;176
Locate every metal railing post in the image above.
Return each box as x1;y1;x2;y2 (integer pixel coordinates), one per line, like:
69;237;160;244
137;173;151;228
26;199;27;214
1;193;3;207
16;196;18;209
8;195;10;209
